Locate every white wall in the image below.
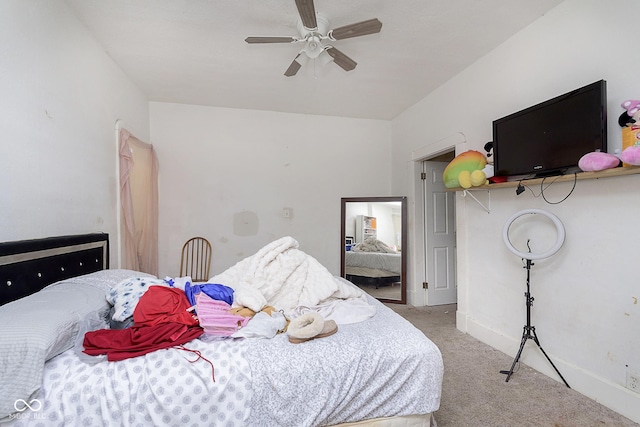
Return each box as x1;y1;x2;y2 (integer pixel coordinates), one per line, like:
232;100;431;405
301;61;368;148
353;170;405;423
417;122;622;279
0;0;149;263
392;0;640;422
150;102;391;278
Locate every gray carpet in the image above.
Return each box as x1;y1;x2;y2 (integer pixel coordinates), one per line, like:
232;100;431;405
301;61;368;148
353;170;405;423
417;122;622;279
386;303;639;427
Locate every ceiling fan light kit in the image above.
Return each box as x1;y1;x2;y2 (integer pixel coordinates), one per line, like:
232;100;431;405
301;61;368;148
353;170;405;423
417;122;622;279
245;0;382;77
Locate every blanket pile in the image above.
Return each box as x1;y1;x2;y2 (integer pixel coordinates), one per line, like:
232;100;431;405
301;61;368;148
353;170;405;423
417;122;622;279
210;237;374;323
352;236;397;253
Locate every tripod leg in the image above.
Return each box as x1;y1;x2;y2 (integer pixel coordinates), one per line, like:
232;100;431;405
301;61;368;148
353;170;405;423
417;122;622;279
500;326;529;382
531;329;570;388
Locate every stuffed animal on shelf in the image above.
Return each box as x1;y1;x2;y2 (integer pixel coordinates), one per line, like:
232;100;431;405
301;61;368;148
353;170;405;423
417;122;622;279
482;141;495;179
619;100;640;127
620;143;640;166
578;151;621;171
443;150;488;189
620;99;640;166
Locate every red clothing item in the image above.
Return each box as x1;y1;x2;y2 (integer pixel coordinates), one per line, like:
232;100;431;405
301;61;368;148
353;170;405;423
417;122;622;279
133;285;198;327
83;322;203;361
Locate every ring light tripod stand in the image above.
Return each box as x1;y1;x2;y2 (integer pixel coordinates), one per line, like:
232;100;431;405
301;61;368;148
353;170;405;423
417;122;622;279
499;209;570;388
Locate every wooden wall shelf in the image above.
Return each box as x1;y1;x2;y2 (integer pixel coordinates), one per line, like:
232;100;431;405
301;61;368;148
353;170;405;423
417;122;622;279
446;166;640;192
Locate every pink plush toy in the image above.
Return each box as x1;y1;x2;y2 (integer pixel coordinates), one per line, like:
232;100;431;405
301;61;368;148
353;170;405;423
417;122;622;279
622;100;640;118
578;151;621;172
621;144;640;166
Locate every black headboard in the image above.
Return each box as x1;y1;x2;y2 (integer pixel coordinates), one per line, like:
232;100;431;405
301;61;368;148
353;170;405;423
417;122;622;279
0;233;109;306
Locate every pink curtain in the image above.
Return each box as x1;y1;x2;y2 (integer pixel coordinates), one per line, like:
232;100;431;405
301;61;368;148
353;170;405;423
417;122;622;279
119;129;159;276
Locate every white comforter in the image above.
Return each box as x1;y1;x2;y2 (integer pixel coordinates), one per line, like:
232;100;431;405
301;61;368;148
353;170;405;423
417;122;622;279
352;237;397;253
210;237;374;323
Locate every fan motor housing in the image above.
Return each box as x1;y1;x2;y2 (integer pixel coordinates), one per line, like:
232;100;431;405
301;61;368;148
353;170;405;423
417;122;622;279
298;13;329;38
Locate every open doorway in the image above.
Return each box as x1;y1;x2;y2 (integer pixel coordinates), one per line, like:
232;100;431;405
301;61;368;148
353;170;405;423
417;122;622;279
409;133;465;307
422;150;457;305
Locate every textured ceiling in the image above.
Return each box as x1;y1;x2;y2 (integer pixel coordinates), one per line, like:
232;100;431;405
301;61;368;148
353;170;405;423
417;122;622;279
65;0;563;120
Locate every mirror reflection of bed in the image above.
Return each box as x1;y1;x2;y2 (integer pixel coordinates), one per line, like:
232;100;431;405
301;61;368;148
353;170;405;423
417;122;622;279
341;197;407;304
345;237;402;298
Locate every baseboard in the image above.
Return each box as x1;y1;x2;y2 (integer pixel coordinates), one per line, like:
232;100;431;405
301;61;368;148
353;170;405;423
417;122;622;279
460;313;640;424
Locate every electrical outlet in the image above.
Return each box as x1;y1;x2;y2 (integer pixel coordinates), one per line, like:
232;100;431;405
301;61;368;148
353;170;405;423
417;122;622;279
626;371;640;393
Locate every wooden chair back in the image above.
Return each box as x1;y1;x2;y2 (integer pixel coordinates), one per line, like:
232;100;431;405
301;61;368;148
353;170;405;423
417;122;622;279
180;237;212;282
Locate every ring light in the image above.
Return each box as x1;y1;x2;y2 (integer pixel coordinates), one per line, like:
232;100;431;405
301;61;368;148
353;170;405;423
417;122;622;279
502;209;565;260
500;208;571;387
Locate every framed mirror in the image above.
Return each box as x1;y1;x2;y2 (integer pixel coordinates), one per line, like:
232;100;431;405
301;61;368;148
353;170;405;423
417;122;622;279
341;196;407;304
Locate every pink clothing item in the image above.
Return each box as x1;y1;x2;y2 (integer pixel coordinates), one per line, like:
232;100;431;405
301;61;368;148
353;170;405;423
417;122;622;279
195;292;249;336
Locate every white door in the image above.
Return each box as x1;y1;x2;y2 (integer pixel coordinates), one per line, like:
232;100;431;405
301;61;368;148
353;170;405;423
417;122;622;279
424;161;457;305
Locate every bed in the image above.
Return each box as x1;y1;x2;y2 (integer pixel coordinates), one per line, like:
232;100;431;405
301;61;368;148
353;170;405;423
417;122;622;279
345;242;402;288
0;233;443;427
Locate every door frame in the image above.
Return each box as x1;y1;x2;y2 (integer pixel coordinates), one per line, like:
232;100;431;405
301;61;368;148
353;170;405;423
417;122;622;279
409;133;466;306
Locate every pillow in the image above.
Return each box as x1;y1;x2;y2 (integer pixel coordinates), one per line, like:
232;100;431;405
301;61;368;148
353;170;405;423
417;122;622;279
0;268;156;419
59;268;157;294
107;276;170;321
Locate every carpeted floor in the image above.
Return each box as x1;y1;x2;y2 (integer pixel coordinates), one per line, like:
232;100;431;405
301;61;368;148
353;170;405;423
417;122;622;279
386;303;639;427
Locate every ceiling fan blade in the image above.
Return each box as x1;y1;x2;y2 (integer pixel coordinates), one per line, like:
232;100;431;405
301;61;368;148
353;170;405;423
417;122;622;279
245;36;297;44
295;0;317;29
330;18;382;40
284;55;303;77
325;47;357;72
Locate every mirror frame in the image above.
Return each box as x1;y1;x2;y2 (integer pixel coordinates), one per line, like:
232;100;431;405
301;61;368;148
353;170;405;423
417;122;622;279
340;196;407;304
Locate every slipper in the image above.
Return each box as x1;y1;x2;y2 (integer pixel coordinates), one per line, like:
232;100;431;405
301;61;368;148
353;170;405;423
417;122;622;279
287;312;338;344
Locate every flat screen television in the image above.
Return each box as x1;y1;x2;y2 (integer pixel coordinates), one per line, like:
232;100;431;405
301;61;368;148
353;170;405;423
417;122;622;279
493;80;607;178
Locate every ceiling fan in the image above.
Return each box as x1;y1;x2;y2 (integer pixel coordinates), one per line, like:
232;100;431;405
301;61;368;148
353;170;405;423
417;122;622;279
244;0;382;77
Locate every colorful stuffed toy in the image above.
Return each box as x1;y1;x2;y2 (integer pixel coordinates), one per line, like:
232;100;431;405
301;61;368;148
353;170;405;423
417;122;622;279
619;100;640;166
443;150;488;189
